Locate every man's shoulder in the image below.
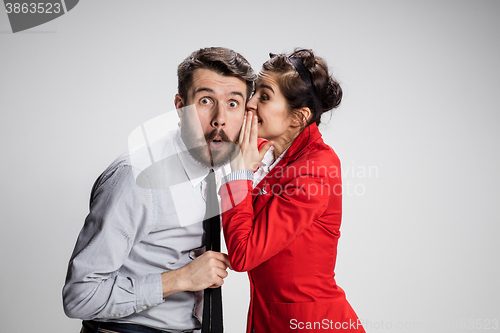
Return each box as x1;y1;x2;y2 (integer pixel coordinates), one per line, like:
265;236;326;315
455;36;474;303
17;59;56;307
90;153;135;194
100;129;191;191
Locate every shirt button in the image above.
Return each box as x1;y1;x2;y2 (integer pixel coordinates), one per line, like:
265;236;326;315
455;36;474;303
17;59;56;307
142;306;147;310
153;304;158;307
114;314;120;317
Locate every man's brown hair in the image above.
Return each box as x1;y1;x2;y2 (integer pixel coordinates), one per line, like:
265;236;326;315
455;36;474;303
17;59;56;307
178;47;256;103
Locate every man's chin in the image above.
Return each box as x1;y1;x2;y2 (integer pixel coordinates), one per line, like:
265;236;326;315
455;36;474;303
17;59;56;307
209;143;236;167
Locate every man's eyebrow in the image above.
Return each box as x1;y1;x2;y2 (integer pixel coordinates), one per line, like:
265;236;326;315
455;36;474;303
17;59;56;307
229;91;245;99
193;87;214;96
192;87;244;99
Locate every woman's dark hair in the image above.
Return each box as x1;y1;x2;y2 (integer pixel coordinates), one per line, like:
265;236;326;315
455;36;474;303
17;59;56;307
178;47;256;103
262;48;342;126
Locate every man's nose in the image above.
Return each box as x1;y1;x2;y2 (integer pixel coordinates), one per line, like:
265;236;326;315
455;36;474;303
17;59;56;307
211;102;226;128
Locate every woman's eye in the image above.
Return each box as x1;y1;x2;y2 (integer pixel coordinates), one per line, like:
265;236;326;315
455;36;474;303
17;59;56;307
200;97;212;105
260;94;269;102
228;101;239;108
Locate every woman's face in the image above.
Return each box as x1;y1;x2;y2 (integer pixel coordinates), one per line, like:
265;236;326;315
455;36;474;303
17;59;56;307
246;71;295;141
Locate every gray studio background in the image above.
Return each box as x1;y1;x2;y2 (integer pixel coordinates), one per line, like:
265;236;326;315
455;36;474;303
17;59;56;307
1;1;499;332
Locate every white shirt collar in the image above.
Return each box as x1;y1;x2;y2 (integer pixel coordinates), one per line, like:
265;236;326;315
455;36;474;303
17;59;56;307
253;146;289;187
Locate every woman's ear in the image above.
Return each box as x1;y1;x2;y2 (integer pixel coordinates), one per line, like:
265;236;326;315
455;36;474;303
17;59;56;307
291;107;312;127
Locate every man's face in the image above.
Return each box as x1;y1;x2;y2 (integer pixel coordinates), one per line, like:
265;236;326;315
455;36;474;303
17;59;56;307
175;68;247;167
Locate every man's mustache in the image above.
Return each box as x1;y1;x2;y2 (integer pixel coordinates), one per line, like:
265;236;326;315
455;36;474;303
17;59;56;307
205;129;233;143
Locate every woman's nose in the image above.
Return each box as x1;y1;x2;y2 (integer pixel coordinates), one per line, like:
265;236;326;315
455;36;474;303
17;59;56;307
246;94;257;112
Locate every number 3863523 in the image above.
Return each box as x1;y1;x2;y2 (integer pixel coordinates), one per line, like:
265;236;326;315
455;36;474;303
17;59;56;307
5;3;62;14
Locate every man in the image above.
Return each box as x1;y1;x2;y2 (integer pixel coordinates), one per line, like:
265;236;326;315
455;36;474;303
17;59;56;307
63;47;256;333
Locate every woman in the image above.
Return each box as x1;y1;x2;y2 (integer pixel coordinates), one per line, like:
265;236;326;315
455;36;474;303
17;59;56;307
220;49;364;332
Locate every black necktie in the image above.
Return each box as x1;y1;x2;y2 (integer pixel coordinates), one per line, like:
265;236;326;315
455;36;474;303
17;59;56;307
202;169;223;333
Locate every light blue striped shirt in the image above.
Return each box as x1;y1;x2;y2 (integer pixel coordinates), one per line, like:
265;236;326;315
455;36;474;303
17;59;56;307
63;128;229;332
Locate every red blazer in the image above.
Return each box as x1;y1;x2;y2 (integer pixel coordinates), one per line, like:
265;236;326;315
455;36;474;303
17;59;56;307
221;123;365;333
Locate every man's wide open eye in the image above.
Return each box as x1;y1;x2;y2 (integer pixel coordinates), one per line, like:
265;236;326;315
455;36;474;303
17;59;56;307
200;97;212;105
228;100;239;108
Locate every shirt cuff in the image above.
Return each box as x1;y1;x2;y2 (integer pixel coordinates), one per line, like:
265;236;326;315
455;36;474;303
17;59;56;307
220;170;254;186
134;273;164;313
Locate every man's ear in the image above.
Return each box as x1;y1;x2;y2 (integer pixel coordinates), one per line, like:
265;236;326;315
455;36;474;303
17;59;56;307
174;94;184;123
291;107;312;127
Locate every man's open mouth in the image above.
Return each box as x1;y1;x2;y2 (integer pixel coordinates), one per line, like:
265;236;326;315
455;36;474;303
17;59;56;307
205;130;232;150
209;137;225;149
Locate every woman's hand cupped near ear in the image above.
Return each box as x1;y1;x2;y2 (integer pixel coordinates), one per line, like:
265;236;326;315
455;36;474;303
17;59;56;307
230;111;273;172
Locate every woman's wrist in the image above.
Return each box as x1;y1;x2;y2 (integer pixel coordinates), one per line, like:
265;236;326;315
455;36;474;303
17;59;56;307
220;170;254;188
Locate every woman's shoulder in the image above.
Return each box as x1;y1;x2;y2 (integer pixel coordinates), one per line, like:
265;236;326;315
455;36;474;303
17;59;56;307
277;139;340;181
303;137;340;165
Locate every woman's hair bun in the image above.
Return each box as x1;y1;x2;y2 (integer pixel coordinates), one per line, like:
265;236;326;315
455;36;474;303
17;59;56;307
292;48;342;116
264;48;342;125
